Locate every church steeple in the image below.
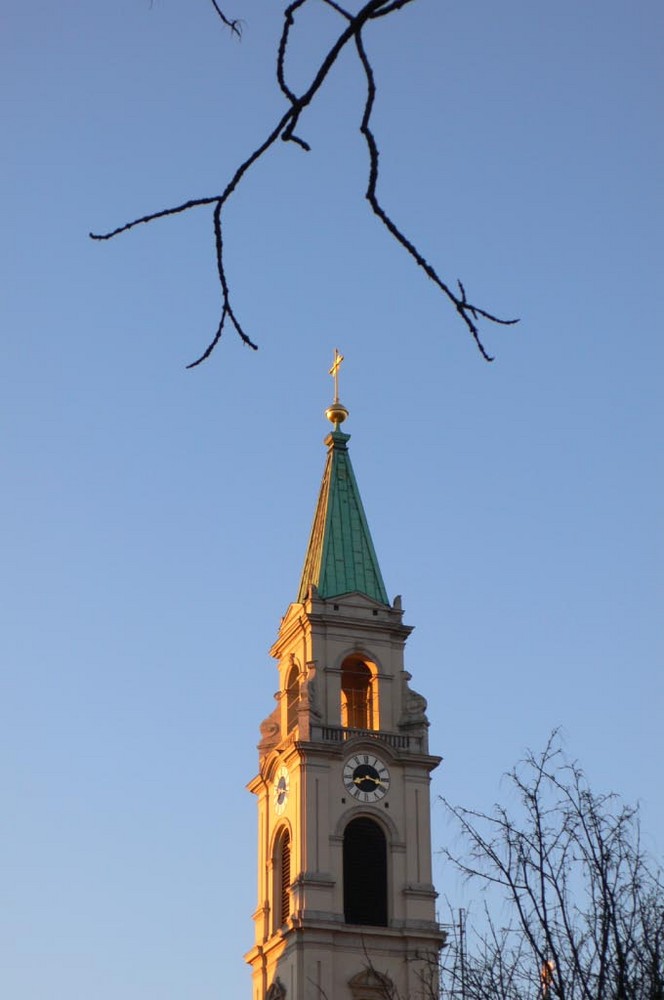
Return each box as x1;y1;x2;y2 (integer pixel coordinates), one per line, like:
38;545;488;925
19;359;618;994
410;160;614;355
246;359;444;1000
297;427;389;605
297;349;388;606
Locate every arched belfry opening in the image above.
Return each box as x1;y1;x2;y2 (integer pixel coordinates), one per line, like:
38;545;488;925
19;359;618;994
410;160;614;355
273;827;292;931
343;817;388;926
340;656;377;730
285;662;299;734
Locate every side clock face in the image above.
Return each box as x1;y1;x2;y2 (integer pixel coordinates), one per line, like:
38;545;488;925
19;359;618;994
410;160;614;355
273;765;290;816
343;754;390;803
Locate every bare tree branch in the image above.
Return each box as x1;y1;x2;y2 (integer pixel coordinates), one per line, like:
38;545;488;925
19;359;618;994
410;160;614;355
91;0;519;367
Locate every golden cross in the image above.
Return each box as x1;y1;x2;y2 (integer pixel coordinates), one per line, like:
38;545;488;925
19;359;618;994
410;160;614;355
329;348;344;403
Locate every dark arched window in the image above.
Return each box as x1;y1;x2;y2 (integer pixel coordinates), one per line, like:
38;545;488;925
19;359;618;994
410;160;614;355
341;658;375;729
286;664;299;733
343;818;387;926
274;829;291;929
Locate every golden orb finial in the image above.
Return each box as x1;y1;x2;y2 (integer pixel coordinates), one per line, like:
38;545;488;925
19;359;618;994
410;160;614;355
325;400;349;426
326;348;348;426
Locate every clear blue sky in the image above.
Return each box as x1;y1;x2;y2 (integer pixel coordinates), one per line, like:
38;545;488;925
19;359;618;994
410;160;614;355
2;1;662;996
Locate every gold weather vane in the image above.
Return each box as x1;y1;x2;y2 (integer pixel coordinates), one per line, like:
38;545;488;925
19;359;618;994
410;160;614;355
325;348;349;427
329;348;344;404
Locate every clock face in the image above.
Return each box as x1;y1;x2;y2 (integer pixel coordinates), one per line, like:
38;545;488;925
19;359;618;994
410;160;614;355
273;765;289;815
343;754;390;803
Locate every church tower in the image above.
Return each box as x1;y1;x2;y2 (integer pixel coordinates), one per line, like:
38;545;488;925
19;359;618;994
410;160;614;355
246;358;444;1000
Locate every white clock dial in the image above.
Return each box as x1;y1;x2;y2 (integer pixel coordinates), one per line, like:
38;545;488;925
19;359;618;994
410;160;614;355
273;765;290;815
343;754;390;803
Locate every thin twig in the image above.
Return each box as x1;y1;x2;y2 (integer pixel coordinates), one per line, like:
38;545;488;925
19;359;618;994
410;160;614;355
209;0;242;37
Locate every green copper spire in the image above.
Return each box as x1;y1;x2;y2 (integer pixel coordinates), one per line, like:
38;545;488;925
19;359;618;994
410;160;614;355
297;357;388;605
297;428;389;604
